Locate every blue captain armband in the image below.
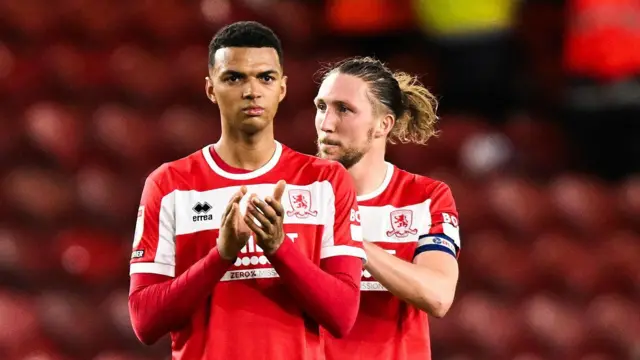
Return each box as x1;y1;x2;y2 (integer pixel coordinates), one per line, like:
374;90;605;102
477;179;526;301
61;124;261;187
413;234;459;259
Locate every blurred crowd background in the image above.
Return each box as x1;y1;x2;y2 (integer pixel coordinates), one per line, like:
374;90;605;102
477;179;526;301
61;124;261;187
0;0;639;359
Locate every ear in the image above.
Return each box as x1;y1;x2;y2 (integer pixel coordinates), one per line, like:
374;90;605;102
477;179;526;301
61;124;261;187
278;75;288;103
374;113;395;139
205;76;216;103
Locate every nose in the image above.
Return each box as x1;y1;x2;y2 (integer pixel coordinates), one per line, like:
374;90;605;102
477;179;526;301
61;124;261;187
317;109;337;133
242;78;262;100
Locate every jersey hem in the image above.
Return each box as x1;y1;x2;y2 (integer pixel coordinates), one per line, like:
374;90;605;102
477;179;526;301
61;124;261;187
320;245;367;260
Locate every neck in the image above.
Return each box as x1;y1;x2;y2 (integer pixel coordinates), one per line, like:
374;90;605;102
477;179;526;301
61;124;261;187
348;144;388;197
215;122;276;171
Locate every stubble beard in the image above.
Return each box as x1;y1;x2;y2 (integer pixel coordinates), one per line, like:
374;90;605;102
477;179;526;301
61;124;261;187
316;128;374;169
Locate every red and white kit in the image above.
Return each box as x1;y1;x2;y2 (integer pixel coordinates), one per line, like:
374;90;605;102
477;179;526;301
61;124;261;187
130;142;365;360
325;162;461;360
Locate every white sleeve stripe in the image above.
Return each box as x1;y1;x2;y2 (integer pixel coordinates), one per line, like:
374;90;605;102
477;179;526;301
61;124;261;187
320;245;367;260
155;192;177;266
350;224;363;241
442;223;461;248
130;262;175;277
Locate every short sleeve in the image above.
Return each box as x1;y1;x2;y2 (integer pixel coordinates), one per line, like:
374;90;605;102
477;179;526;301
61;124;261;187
320;165;366;261
129;173;177;277
414;182;461;260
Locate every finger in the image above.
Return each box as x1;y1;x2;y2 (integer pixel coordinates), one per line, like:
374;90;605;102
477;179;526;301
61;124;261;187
244;213;268;239
239;185;248;196
264;196;284;217
251;196;278;223
222;192;243;224
222;203;238;227
247;203;274;233
273;180;286;203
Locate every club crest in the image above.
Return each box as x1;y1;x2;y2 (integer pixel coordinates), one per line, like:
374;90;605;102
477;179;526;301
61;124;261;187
386;209;418;238
286;189;318;218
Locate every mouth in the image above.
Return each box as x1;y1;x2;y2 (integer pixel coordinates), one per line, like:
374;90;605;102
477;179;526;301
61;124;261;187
319;142;341;154
242;106;265;116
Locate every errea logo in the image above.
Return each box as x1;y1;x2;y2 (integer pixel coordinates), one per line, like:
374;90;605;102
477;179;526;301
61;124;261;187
192;202;213;222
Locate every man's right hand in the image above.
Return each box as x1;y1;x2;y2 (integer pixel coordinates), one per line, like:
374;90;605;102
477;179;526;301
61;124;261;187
217;186;251;260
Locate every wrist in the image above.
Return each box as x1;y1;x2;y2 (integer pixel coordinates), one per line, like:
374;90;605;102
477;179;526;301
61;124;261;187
263;236;290;256
217;246;239;261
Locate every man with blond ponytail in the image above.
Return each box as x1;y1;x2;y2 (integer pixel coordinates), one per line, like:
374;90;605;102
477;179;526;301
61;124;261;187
314;57;460;360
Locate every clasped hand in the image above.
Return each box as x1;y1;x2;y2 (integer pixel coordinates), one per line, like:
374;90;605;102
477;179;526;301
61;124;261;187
244;180;287;254
218;181;287;260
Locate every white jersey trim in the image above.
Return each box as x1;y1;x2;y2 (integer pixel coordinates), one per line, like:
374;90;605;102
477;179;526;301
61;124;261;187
356;162;394;201
321;245;366;260
202;141;283;180
130;262;175;277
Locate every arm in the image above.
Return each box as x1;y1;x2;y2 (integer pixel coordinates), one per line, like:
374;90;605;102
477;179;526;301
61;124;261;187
129;248;234;345
363;243;458;318
245;169;366;337
127;173;234;344
364;182;461;318
267;242;363;338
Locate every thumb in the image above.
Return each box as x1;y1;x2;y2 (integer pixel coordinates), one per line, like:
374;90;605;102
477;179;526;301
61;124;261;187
273;180;286;202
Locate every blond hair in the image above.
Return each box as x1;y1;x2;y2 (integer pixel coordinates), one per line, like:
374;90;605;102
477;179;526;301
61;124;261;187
389;72;439;144
323;57;440;146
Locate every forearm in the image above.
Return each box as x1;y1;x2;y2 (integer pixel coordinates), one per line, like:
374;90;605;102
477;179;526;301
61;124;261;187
128;247;234;344
266;239;362;338
363;241;456;317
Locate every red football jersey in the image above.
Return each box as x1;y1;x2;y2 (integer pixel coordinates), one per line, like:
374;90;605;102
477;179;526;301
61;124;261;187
325;162;461;360
130;142;365;360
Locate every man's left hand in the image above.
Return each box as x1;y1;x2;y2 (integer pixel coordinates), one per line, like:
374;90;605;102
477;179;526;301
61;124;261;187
244;180;287;254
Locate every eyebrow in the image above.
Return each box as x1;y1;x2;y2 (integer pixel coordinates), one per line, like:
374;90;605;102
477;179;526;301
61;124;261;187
219;69;279;78
314;98;354;108
257;70;279;77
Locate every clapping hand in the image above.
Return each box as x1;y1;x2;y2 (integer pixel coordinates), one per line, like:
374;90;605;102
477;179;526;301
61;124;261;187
244;180;287;254
218;186;251;260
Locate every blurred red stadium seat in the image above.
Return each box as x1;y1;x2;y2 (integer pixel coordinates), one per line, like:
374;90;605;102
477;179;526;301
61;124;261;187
35;291;105;353
91;104;158;165
52;229;128;286
93;352;151;360
485;176;552;235
520;293;586;357
137;1;197;43
0;0;59;40
428;115;493;168
531;232;604;296
158;106;218;157
0;227;60;285
0;42;16;93
461;230;536;294
454;292;523;356
549;174;619;235
63;0;129;43
586;294;640;350
0;291;41;353
503;115;570;175
75;165;140;222
23;102;82;168
172;45;209;97
108;46;172;101
0;109;22;161
617;175;640;229
2;167;74;222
